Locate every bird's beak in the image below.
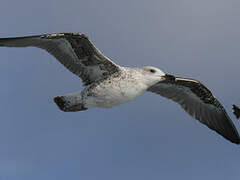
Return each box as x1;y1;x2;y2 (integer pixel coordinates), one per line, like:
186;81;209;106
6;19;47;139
161;74;176;81
160;74;166;80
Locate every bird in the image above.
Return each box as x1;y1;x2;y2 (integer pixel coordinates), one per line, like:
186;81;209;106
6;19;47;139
233;105;240;119
0;32;239;144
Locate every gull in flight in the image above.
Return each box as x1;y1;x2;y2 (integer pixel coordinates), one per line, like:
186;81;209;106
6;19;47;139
0;33;239;144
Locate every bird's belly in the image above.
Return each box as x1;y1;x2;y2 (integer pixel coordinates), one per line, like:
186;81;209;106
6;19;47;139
85;81;147;108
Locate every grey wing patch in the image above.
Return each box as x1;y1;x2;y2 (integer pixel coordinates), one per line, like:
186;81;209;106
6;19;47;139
148;74;240;144
0;33;120;85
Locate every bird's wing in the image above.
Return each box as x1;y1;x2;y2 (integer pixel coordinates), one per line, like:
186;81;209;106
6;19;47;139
0;33;120;85
147;74;240;144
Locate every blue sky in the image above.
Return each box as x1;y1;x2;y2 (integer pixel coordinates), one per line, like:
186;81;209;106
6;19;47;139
0;0;240;179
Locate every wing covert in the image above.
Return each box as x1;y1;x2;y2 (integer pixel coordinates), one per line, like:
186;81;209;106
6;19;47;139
0;33;120;85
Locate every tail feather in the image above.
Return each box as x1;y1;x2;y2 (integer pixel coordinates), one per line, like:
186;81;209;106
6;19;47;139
54;96;87;112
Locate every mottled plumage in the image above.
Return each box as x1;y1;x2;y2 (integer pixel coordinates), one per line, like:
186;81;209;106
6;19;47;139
148;75;240;144
0;33;120;85
0;33;239;144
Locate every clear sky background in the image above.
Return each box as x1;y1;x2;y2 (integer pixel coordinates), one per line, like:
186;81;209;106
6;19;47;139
0;0;240;179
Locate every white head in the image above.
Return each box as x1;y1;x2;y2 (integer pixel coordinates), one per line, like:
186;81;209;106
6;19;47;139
139;66;166;87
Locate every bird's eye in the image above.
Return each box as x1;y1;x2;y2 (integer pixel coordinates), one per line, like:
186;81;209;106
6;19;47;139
150;69;156;73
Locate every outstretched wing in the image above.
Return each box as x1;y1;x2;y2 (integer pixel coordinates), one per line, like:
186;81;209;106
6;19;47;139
0;33;120;85
147;74;240;144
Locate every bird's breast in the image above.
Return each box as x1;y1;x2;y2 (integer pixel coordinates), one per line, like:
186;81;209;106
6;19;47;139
85;77;147;108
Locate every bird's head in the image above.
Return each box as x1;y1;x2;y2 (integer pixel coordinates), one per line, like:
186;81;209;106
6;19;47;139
140;66;166;86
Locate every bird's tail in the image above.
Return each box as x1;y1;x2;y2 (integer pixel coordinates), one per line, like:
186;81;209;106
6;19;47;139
53;93;87;112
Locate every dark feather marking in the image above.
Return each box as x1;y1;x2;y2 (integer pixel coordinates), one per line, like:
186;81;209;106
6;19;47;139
233;105;240;119
162;74;221;108
0;32;120;86
149;74;240;144
41;33;119;85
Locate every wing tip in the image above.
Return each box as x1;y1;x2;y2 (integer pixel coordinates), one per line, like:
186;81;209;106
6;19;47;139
233;104;240;119
229;136;240;145
0;32;90;46
42;32;88;39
